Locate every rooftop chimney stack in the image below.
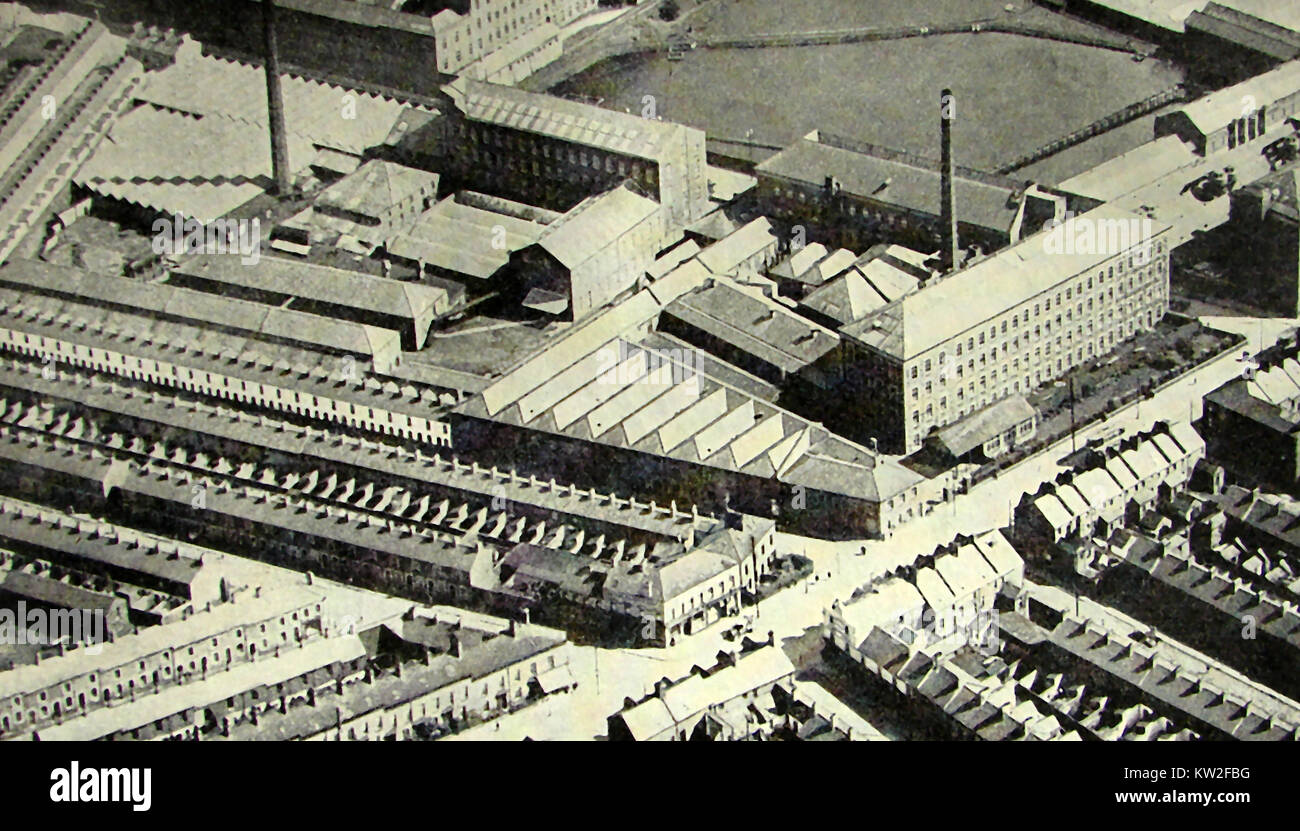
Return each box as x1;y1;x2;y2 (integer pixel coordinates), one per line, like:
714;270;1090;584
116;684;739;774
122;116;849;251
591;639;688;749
262;0;292;196
939;88;959;272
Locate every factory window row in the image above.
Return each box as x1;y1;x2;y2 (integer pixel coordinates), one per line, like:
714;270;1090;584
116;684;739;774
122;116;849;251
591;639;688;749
910;254;1169;387
465;141;658;190
904;291;1167;450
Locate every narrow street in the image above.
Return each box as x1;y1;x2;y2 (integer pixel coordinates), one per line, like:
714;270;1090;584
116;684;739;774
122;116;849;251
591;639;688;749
451;314;1296;739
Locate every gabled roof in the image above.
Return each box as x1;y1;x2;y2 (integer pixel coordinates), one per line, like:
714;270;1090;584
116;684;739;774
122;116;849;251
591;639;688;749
76;104;316;186
444;76;695;162
648;239;702;279
664;647;794;719
1168;421;1206;457
666;278;840;374
468;285;917;505
839;299;904;358
656;548;736;601
0;259;398;362
807;248;857;285
856;251;924;301
1151;432;1188;467
536;186;661;270
1057;135;1200;202
768;243;829;281
501;543;597;597
1074;467;1123;506
933;395;1035;458
618;697;676;741
2;569;119;612
31;635;368;741
1057;485;1091;517
1250;363;1300;404
914;566;956;611
756;132;1023;233
843;203;1169;360
76;176;264;226
1122;443;1165;480
1173;57;1300;135
0;586;322;700
799;269;889;326
1187;3;1300;61
172;253;446;323
385;193;547;279
695;217;779;275
836;577;925;636
316;159;439;219
0;501;206;588
1210;0;1300;32
935;544;997;599
1033;494;1074;530
858;626;909;669
138;48;425;155
1105;456;1139;490
972;530;1022;577
616;646;796;739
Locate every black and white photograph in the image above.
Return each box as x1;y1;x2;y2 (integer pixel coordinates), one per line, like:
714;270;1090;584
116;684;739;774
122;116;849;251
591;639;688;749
0;0;1293;812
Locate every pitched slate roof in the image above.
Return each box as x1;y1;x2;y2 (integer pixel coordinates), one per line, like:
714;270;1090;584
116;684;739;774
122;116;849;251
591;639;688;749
536;185;661;270
1187;3;1300;61
316;159;439;219
172;253;446;323
0;585;323;700
695;217;778;275
842;203;1169;360
755;132;1023;235
666;278;840;374
138;47;427;154
444;76;696;162
800;269;889;326
614;646;796;739
465;288;920;504
1173;57;1300;135
933;395;1035;458
0;259;397;361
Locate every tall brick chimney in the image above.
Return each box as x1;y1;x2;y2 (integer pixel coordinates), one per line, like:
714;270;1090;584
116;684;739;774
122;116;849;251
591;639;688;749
939;88;959;272
262;0;292;196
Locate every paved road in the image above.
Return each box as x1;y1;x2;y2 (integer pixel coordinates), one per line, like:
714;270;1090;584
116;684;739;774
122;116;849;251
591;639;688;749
450;314;1296;740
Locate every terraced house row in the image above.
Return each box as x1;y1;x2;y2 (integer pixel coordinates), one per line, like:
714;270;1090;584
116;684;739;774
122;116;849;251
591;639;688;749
1015;421;1205;546
0;385;776;645
0;284;454;446
0;573;324;737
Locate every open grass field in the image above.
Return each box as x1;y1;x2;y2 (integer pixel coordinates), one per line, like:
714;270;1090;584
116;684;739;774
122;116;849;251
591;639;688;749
554;0;1184;179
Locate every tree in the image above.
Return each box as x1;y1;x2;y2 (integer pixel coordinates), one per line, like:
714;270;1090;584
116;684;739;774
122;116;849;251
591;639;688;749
659;0;680;21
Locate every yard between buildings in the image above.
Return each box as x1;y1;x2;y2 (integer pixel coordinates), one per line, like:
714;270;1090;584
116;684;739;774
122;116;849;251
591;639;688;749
1027;314;1242;441
900;315;1241;488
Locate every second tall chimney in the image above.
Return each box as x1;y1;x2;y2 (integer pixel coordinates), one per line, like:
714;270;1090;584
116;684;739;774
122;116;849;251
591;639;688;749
262;0;292;196
939;88;959;272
